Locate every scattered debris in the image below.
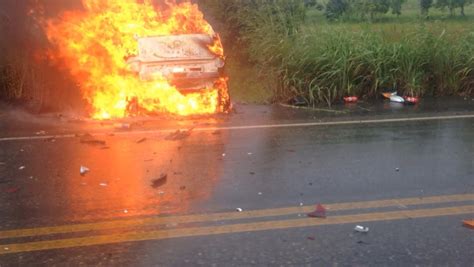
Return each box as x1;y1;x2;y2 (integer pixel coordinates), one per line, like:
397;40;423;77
249;172;255;175
136;138;147;144
395;168;400;172
165;128;193;140
290;95;307;106
115;123;131;130
80;166;90;176
45;137;56;142
307;236;316;241
3;247;9;251
258;192;263;195
389;95;405;103
343;96;358;103
123;209;129;214
463;220;474;229
80;134;106;146
404;96;420;104
354;225;369;233
247;152;253;155
357;240;370;245
307;204;327;218
236;208;243;212
382;91;398;99
99;182;108;187
222;153;226;157
35;130;46;135
18;166;25;170
299;203;304;206
151;173;168;188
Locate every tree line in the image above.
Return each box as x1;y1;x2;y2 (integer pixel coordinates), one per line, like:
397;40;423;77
321;0;473;20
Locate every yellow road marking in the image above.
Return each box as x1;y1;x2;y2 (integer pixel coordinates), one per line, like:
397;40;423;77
1;205;472;255
0;193;473;240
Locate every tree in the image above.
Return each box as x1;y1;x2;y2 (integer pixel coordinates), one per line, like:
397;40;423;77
420;0;433;17
325;0;350;19
435;0;473;16
390;0;406;16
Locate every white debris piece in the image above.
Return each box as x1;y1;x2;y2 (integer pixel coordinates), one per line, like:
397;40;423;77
389;95;405;103
236;208;243;212
99;182;108;187
258;192;263;195
354;225;369;233
18;166;25;170
123;209;129;214
80;166;90;176
35;130;46;135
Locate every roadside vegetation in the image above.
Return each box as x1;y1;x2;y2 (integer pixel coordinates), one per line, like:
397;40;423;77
200;0;474;106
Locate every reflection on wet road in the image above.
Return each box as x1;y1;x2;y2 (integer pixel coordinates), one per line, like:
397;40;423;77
0;103;473;265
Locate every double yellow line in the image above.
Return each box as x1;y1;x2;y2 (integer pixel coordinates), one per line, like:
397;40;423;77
1;194;473;255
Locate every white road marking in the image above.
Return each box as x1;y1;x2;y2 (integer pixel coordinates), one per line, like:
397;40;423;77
0;114;473;142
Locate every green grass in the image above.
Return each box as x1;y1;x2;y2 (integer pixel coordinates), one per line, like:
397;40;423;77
202;0;474;105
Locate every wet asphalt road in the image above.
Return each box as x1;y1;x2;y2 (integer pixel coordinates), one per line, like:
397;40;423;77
0;98;473;266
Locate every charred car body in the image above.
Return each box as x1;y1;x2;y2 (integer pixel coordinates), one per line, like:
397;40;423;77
126;33;230;113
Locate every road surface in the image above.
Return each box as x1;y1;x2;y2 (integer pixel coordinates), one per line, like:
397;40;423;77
0;99;473;266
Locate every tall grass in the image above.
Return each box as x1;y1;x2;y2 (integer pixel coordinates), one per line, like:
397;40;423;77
201;0;474;106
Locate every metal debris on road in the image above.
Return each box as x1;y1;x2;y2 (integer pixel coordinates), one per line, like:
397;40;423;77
463;220;474;229
136;137;147;143
236;208;243;212
307;204;327;218
79;134;106;146
18;166;25;170
115;123;131;130
80;166;90;176
165;128;193;141
151;173;168;188
354;225;370;233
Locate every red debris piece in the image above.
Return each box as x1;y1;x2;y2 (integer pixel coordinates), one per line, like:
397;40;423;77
344;96;358;103
403;96;420;104
307;236;316;241
463;220;474;229
307;204;327;218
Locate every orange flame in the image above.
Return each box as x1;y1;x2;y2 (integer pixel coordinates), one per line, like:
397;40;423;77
45;0;228;119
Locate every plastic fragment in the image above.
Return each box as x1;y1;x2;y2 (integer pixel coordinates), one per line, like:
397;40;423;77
80;166;90;176
463;220;474;229
151;173;168;188
136;138;147;143
354;225;369;233
236;208;243;212
343;96;358;103
99;182;108;187
18;166;25;170
307;204;327;218
389;95;405;103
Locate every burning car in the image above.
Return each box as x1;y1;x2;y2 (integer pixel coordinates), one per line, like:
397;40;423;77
45;1;230;119
126;33;229;114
